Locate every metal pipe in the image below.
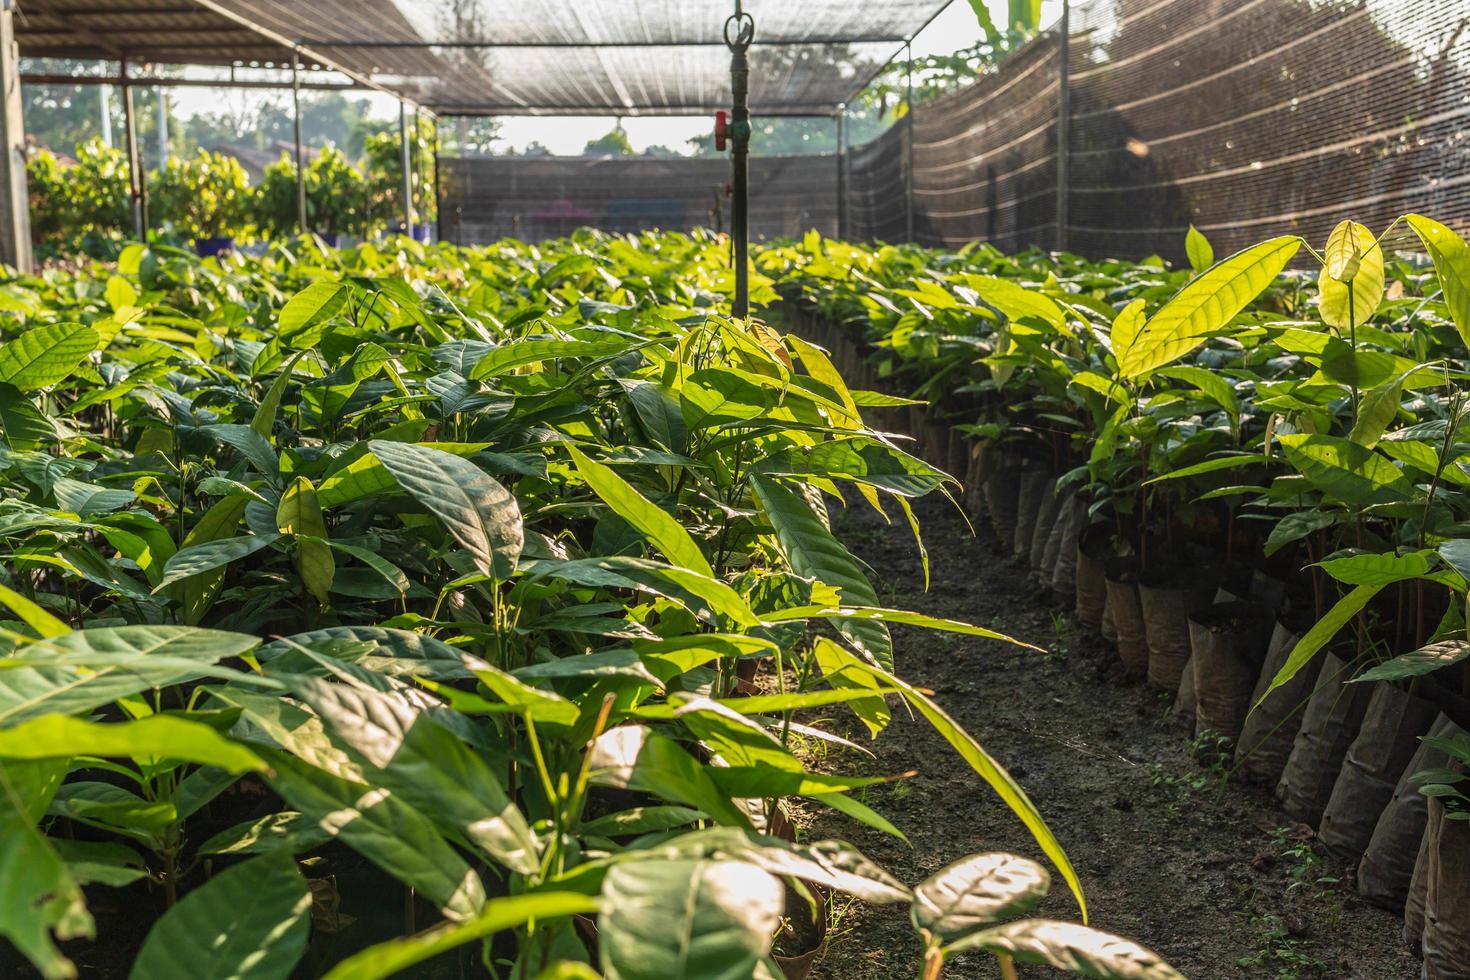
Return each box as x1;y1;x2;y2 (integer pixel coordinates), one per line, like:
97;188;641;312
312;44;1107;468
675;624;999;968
98;62;111;146
120;57;145;240
725;5;753;319
835;109;845;240
431;116;443;245
398;99;415;235
1055;0;1071;253
905;41;915;244
292;54;307;236
155;87;168;165
21;72;359;92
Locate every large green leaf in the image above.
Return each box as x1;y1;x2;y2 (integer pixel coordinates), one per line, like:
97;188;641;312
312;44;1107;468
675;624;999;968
128;851;310;980
913;852;1050;943
0;767;92;980
201;424;280;479
751;474;890;668
321;893;599;980
1252;584;1382;708
52;478;136;517
155;534;278;590
0;322;99;391
1317;219;1384;330
261;749;487;920
587;725;750;827
1406;214;1470;348
1352;641;1470;684
945;919;1184;978
1118;236;1299;377
369;440;523;580
754;436;953;497
0;626;260;726
1184;225;1214;274
292;679;539;874
278;281;349;347
316;442;489;508
0;714;263;772
0;382;55;449
469;338;631;380
1276;433;1413;505
276;477;334;606
599;858;782;980
567;443;711;576
815;640;1086;921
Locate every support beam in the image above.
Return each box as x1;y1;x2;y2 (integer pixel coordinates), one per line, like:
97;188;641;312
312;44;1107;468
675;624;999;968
431;117;442;245
398;100;414;236
834;109;845;241
292;55;306;236
155;87;168;165
1055;0;1071;253
0;0;30;272
120;58;146;241
21;72;360;93
725;5;753;320
904;41;915;244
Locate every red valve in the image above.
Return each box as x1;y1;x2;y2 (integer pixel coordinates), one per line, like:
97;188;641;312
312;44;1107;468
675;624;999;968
714;111;728;151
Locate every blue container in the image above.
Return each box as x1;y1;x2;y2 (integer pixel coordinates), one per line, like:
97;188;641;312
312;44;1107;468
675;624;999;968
193;236;234;257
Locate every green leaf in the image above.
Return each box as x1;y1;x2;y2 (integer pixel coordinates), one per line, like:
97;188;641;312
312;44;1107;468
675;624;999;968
0;767;92;980
156;535;279;591
0;322;99;391
468;338;631;381
0;582;70;638
1276;433;1413;505
1406;214;1470;349
251;350;308;438
944;919;1184;979
1185;225;1214;274
292;679;539;874
0;382;55;449
201;424;280;479
756;436;954;497
587;725;750;827
128;852;310;980
1317;220;1384;330
261;749;487;920
1352;641;1470;684
1317;550;1432;586
166;495;249;626
1253;584;1382;709
813;640;1086;922
567;443;711;576
912;853;1050;942
321;893;599;980
370;440;523;580
278;281;349;347
51;478;136;517
276;477;334;606
1142;453;1264;486
1350;366;1417;448
599;858;782;980
0;714;264;772
751;475;890;668
1156;367;1238;427
1119;236;1299;377
196;811;334;856
1263;510;1336;556
317;441;489;508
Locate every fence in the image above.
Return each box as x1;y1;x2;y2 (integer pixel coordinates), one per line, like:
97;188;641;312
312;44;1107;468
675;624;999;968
440;0;1470;261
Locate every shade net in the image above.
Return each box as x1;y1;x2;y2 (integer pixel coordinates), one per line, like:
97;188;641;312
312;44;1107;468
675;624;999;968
441;154;838;243
847;0;1470;261
194;0;949;114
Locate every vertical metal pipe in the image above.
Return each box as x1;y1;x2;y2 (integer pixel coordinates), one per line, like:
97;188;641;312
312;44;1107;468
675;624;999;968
834;110;845;240
0;0;31;272
905;42;915;244
398;100;414;236
1055;0;1071;253
155;87;167;165
729;38;750;318
121;57;145;240
431;116;443;245
292;55;307;236
98;63;112;147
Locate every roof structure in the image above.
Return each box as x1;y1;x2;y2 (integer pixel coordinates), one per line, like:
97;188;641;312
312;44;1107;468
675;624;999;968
14;0;954;115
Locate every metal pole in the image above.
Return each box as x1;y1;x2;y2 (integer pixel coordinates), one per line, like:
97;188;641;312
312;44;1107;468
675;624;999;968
155;87;168;165
432;116;443;245
98;62;112;147
725;6;753;319
121;57;146;241
905;41;915;244
399;100;414;235
835;109;845;240
292;55;307;236
1055;0;1071;253
0;0;30;272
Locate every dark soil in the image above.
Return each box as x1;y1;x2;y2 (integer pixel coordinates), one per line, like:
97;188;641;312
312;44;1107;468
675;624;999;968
795;494;1417;980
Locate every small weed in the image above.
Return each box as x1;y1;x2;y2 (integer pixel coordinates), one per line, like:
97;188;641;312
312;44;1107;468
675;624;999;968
1268;827;1340;900
1236;914;1325;979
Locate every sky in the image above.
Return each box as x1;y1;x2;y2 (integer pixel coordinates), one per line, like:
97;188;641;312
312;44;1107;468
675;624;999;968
165;0;1066;156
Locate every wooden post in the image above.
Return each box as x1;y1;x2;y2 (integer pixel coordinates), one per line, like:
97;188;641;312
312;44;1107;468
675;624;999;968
0;0;31;272
121;56;146;241
1055;0;1071;253
292;55;307;236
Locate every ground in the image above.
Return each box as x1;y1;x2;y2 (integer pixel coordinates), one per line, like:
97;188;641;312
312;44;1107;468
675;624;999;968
792;493;1418;980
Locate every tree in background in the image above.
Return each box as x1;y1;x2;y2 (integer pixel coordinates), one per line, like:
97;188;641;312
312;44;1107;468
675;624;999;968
583;125;634;157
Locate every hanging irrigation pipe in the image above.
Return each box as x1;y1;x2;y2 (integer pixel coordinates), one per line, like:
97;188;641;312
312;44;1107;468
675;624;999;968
724;0;754;319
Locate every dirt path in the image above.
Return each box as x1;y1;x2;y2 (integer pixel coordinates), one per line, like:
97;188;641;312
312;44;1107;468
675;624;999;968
797;494;1417;980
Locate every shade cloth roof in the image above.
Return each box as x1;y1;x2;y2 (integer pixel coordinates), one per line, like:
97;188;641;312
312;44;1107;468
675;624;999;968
15;0;952;114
